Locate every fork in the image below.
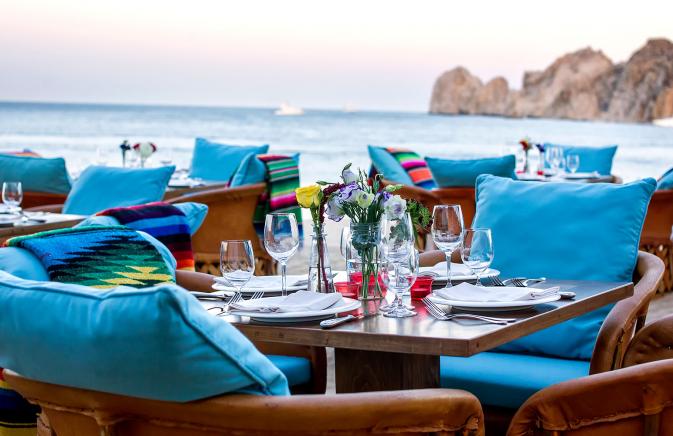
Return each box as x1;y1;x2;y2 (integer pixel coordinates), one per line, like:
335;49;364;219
214;292;244;316
488;276;507;287
422;297;516;324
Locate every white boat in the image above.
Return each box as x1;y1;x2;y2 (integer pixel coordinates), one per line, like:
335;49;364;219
653;117;673;127
274;102;304;116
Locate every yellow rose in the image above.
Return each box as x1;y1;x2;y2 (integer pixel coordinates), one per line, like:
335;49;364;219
295;185;321;208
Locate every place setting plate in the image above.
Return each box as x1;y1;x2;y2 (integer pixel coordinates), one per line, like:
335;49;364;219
427;293;561;312
229;296;361;323
419;262;500;282
211;275;308;295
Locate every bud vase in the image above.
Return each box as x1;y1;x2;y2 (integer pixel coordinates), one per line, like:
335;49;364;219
307;224;335;293
349;222;384;300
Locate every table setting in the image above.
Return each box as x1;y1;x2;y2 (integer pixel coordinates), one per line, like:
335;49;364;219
0;182;49;227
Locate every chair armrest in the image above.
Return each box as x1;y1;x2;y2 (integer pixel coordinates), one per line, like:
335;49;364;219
25;204;64;213
175;270;216;292
590;251;665;373
623;314;673;367
508;359;673;436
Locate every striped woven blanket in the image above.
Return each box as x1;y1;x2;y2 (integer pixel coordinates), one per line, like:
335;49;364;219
385;148;437;189
6;227;174;289
253;154;303;238
97;202;195;271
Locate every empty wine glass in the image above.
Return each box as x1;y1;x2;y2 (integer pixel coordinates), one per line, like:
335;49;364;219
461;228;494;286
339;225;351;260
380;249;419;318
220;240;255;297
2;181;23;213
566;154;580;174
431;205;464;288
550;147;565;176
264;213;300;296
380;212;414;262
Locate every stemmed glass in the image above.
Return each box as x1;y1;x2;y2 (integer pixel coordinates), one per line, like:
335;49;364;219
264;213;300;296
461;228;494;286
380;249;419;318
2;182;23;214
431;205;464;288
550;147;565;176
220;240;255;297
566;154;580;174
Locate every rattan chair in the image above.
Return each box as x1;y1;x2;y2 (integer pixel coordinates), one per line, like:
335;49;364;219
640;190;673;293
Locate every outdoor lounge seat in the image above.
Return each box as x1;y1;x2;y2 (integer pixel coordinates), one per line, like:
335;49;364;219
640;189;673;292
0;154;71;208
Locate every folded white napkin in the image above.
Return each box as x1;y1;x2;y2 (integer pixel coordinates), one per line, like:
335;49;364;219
214;275;308;291
419;262;473;278
230;291;342;313
435;283;560;302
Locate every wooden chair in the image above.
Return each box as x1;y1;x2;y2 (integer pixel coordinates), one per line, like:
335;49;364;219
640;190;673;293
166;183;276;276
4;372;484;436
508;314;673;435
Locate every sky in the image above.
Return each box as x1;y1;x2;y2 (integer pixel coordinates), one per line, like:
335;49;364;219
1;0;672;111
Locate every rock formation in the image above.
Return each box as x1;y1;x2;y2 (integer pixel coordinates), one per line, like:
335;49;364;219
429;38;673;123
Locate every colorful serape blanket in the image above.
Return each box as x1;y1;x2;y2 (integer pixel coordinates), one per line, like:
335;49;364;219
252;154;303;238
6;226;174;289
1;150;41;158
97;202;195;271
385;148;437;189
0;370;38;436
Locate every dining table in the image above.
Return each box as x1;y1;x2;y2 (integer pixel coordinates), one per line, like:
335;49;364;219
206;279;633;393
0;212;86;244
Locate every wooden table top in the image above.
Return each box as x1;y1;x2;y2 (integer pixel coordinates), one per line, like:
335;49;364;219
212;279;633;357
0;213;86;241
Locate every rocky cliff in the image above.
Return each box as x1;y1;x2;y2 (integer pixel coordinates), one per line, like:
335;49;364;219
429;38;673;122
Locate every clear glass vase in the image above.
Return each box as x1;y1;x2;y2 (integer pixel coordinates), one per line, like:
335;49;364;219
349;222;384;300
307;223;335;293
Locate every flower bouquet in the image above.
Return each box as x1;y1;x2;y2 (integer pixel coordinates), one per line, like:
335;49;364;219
132;142;157;168
519;137;533;174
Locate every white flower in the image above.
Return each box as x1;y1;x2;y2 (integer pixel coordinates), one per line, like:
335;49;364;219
355;191;375;208
326;196;345;222
384;195;407;219
342;168;357;184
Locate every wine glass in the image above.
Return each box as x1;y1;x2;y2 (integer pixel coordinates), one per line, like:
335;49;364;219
550;147;565;176
2;181;23;213
380;212;414;262
566;154;580;174
220;240;255;297
264;213;300;296
461;228;494;286
380;249;419;318
431;205;464;288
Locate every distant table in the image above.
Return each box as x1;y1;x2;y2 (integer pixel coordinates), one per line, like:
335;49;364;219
215;279;632;393
164;180;228;199
517;174;615;183
0;213;86;243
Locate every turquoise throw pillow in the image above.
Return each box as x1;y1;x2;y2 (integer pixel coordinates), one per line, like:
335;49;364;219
0;271;289;401
543;144;617;175
63;165;175;215
190;138;269;182
230;153;300;187
473;175;655;360
367;145;413;185
657;167;673;190
426;155;516;187
0;155;71;194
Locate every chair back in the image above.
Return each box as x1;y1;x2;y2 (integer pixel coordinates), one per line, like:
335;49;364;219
21;192;68;209
640;190;673;292
432;187;476;227
167;183;275;275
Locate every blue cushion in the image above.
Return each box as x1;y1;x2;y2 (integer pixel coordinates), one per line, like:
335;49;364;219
230;153;269;187
0;272;289;401
63;166;175;215
190;138;269;182
367;146;413;185
267;355;311;387
473;175;655;360
426;155;516;187
0;155;71;194
657;167;673;190
0;230;178;282
440;352;590;409
543;144;617;175
77;202;208;235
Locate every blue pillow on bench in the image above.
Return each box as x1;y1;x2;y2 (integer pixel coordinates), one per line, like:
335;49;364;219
543;144;617;175
0;155;71;194
426;155;516;187
657;167;673;190
472;175;655;360
190;138;269;183
0;271;289;401
367;145;414;185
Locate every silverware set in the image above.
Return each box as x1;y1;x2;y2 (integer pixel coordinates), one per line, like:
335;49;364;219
488;276;547;287
422;297;516;325
204;291;265;317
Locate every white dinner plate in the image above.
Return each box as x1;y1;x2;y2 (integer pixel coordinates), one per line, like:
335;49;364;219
227;296;361;323
169;179;204;188
419;263;500;282
212;275;308;294
428;293;561;311
563;172;600;180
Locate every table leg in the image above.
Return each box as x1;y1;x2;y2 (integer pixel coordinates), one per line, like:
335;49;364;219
334;348;439;393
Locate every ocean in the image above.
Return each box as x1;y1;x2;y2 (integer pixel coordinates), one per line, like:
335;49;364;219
1;101;672;184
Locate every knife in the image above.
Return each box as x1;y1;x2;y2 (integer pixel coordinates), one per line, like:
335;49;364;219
320;313;377;329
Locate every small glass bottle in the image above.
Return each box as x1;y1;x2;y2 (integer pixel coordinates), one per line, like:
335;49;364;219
307;223;335;293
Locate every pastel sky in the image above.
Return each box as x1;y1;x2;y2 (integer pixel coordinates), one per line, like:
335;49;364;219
2;0;672;111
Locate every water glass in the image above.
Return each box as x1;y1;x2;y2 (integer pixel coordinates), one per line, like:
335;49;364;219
461;228;494;286
264;213;300;296
380;249;419;318
566;154;580;174
2;181;23;212
220;240;255;295
431;205;464;287
380;212;414;262
550;147;565;175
